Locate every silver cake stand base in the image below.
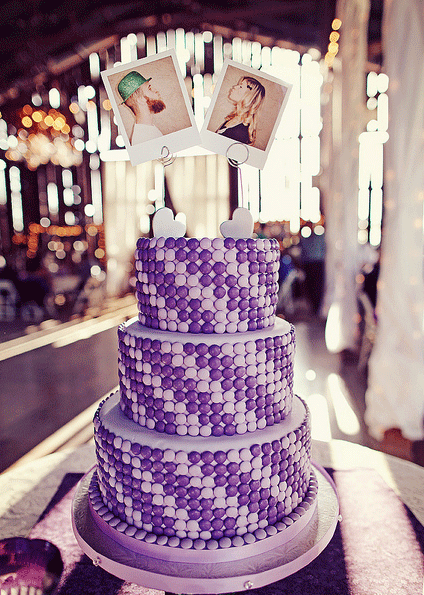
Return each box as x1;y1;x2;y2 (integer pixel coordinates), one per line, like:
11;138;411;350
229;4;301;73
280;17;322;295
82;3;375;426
72;464;339;594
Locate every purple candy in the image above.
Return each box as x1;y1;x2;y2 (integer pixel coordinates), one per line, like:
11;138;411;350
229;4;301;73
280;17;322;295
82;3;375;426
131;443;141;455
224;425;236;436
214;286;226;299
199;261;212;274
226;485;238;497
200;274;213;287
164;462;177;474
235;239;247;250
200;249;212;262
212;426;224;437
210;413;221;425
187;402;198;414
177;285;189;298
210;369;222;381
224;517;236;529
165;237;176;248
199;519;212;531
215;465;227;477
222;367;233;379
164;273;175;285
189;298;201;310
175;248;186;261
239;299;249;310
221;379;233;391
209;356;220;369
201;498;213;510
213;261;226;275
198;509;212;524
227;462;240;474
201;310;214;323
224;237;236;249
187;238;200;249
177;297;188;310
211;402;223;413
185;378;196;391
203;463;215;476
201;451;214;463
196;343;208;356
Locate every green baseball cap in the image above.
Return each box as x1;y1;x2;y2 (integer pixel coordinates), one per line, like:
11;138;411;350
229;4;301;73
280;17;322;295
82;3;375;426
117;71;152;102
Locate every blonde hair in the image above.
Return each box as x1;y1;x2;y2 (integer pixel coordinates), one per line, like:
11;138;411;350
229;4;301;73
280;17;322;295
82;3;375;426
224;76;265;145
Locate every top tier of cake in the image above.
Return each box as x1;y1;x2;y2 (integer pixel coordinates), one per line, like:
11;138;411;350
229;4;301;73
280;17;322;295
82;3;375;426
135;236;280;334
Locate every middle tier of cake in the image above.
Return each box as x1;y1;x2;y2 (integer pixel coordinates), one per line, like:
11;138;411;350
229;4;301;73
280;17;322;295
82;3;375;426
118;316;295;436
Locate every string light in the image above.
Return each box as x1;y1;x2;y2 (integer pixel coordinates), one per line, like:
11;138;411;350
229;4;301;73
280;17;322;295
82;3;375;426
325;19;342;68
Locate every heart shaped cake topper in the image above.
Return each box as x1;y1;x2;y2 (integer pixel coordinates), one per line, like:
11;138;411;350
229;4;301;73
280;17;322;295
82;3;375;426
153;207;186;238
220;207;254;239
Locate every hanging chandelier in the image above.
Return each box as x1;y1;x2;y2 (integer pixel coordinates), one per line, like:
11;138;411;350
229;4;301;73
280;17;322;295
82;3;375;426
4;104;83;170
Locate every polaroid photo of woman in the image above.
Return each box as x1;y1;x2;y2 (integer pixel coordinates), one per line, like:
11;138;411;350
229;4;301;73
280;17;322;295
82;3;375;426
102;50;200;166
201;60;292;170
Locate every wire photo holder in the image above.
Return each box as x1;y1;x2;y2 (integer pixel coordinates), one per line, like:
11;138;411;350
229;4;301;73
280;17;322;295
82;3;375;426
157;145;176;167
226;142;250;209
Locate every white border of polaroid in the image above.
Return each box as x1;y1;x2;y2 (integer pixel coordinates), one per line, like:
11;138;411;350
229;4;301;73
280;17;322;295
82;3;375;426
200;59;292;170
101;49;201;166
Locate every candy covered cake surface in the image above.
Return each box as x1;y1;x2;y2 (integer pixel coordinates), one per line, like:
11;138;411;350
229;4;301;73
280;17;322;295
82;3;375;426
118;316;295;436
90;207;318;558
91;392;316;559
135;235;280;334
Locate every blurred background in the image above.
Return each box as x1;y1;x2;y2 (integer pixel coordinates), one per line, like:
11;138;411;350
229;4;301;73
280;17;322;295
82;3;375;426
1;0;423;472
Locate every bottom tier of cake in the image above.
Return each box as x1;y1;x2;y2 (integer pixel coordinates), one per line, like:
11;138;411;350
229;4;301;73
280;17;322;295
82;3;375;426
73;463;340;593
92;393;316;557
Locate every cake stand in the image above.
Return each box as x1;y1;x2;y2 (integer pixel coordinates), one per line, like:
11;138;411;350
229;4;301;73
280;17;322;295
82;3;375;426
72;464;339;594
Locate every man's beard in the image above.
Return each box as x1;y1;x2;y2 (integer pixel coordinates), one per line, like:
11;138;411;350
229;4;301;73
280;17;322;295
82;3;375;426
146;97;166;114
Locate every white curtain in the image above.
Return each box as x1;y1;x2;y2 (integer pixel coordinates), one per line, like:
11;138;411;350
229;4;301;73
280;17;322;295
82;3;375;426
365;0;424;441
323;0;370;352
165;154;230;238
102;155;230;296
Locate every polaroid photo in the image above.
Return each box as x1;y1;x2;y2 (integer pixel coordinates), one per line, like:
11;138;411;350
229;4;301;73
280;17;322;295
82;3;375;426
101;49;201;166
201;60;292;170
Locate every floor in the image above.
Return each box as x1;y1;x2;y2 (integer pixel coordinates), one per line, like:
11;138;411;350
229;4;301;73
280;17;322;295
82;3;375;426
0;295;138;472
0;296;422;473
291;312;423;466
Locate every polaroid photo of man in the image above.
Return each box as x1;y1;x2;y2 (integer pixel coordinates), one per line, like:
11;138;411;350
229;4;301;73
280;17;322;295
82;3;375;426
201;60;292;170
102;50;201;166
